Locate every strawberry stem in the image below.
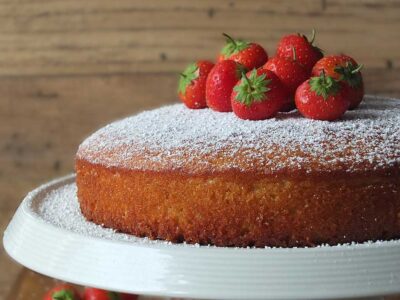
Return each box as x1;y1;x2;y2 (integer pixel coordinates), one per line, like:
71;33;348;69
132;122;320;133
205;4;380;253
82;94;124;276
334;62;363;88
309;70;340;100
291;46;297;61
222;33;236;47
351;64;363;74
234;69;270;106
221;33;249;58
310;28;316;44
321;69;326;81
242;72;254;91
179;73;186;78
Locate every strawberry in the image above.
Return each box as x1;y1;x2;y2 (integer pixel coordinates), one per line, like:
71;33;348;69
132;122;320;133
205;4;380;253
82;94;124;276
178;60;214;109
263;49;309;111
276;29;323;72
218;33;268;70
231;68;288;120
44;283;81;300
312;55;364;109
295;71;350;121
206;60;244;112
83;288;137;300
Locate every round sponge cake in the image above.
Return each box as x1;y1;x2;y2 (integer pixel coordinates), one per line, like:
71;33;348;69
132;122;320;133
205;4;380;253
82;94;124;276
76;96;400;247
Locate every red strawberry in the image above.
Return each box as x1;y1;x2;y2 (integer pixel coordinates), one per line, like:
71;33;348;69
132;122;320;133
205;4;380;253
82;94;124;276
206;60;244;112
218;33;268;70
263;50;309;111
276;29;323;72
44;283;81;300
178;60;214;109
312;55;364;109
231;68;288;120
84;288;137;300
295;72;350;121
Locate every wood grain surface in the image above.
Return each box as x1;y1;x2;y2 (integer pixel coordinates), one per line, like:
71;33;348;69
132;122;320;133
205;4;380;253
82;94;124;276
0;0;399;299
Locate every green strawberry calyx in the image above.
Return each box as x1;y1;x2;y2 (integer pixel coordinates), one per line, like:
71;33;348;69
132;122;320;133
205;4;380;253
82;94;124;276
178;63;199;95
52;290;75;300
221;33;250;58
334;62;363;88
107;291;121;300
234;69;270;106
309;70;340;100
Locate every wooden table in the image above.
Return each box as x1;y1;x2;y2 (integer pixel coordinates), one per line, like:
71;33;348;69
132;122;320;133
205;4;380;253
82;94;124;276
1;0;399;298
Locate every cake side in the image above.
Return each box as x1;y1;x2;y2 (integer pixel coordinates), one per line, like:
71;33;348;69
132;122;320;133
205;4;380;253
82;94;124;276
76;159;400;247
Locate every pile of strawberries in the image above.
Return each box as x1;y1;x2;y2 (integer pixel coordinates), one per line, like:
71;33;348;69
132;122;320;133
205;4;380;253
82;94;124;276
43;284;137;300
178;30;364;121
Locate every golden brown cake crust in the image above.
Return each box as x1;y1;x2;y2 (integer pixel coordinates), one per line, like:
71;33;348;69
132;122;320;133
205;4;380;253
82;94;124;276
76;159;400;247
76;96;400;247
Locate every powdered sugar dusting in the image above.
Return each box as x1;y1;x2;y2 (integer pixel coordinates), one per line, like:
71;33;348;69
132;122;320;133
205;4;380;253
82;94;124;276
37;181;399;249
77;96;400;174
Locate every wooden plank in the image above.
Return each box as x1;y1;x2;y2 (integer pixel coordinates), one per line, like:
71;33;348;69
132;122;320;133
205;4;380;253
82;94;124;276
0;0;398;76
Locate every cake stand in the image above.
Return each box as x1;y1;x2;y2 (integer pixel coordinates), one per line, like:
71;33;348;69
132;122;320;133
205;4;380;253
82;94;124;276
3;174;400;300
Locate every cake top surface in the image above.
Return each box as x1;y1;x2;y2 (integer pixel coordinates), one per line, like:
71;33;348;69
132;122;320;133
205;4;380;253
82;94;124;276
77;96;400;175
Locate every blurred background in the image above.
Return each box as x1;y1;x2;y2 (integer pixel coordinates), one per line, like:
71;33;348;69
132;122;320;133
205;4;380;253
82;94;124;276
0;0;399;298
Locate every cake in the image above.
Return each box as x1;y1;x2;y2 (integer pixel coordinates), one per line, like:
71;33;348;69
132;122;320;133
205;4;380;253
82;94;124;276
76;96;400;247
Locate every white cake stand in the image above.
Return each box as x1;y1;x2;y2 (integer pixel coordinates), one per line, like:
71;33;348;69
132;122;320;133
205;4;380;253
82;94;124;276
3;174;400;300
